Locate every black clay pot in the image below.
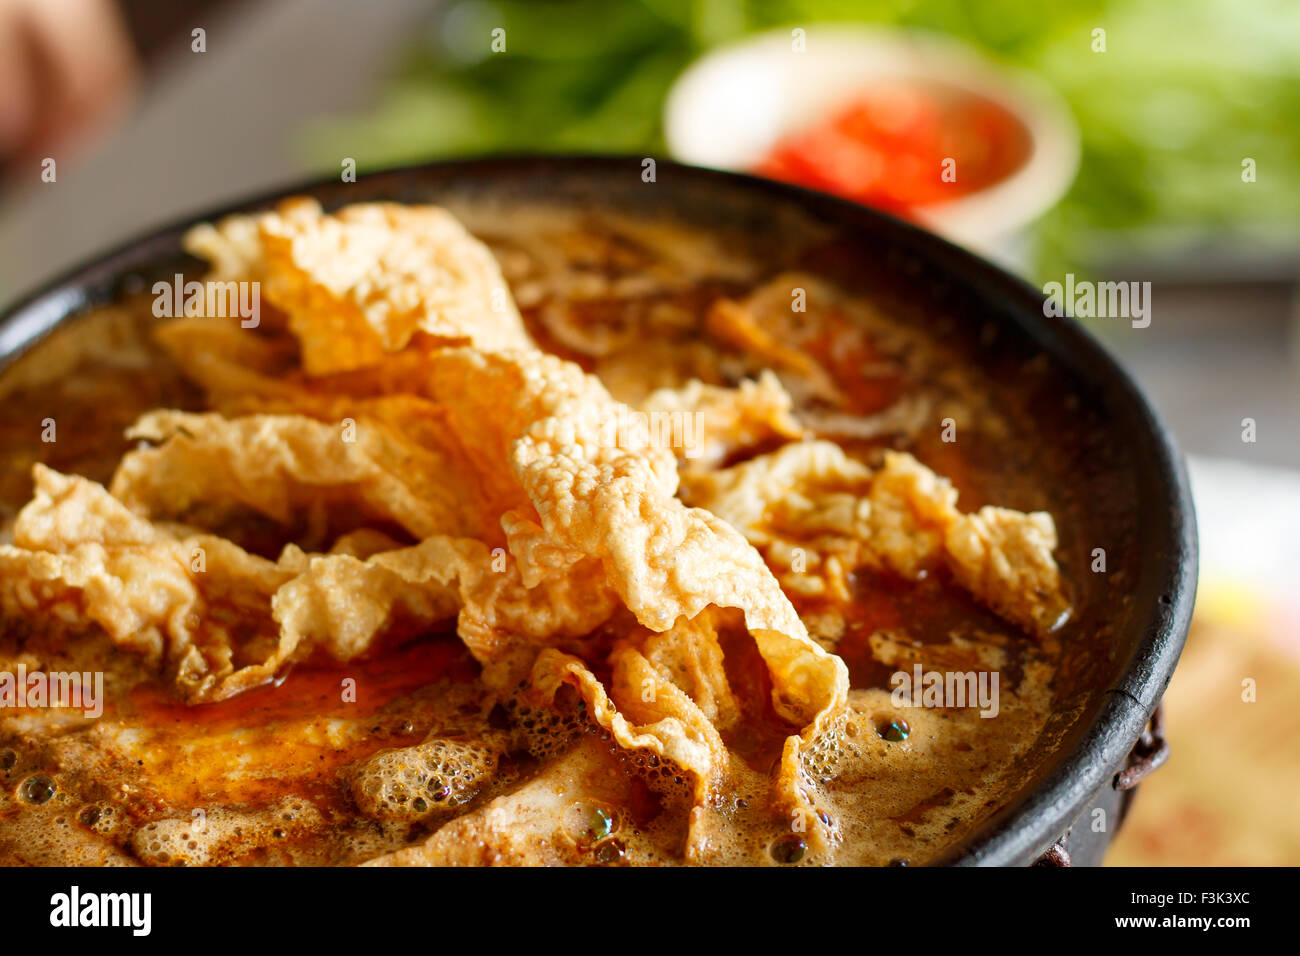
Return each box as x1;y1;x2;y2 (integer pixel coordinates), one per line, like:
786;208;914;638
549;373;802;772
0;157;1197;866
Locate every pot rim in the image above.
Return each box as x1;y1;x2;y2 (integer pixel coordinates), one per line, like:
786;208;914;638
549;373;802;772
0;154;1198;866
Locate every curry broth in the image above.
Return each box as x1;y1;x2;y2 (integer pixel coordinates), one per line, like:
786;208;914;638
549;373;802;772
0;205;1130;866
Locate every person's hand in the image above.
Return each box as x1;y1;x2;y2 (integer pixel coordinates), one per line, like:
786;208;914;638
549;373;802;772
0;0;137;168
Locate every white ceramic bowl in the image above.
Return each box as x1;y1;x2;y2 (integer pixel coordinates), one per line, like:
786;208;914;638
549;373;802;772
664;25;1080;265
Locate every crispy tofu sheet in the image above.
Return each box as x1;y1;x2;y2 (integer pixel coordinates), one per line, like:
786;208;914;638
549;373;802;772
0;199;1071;865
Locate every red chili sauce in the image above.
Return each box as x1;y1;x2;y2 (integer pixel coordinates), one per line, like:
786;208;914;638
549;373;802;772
754;82;1032;217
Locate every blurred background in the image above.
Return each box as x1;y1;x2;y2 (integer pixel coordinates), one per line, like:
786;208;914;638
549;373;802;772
0;0;1296;864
